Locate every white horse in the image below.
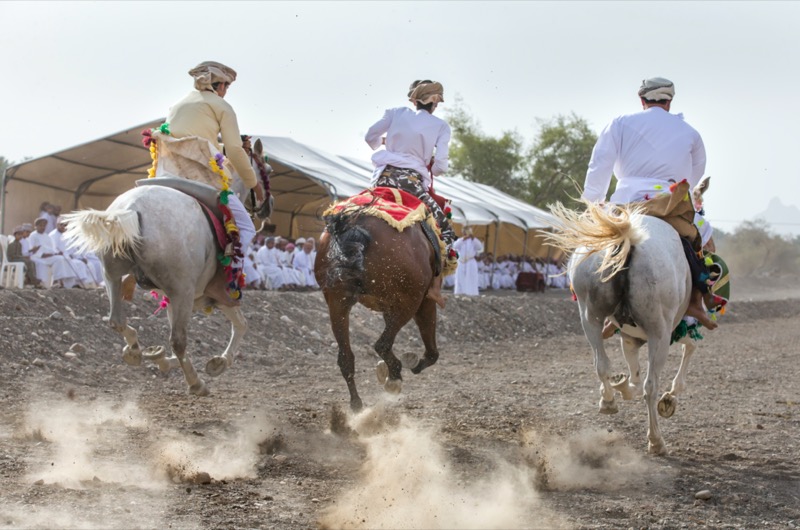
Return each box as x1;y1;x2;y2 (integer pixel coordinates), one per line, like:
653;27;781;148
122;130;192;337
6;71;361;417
548;201;700;455
63;140;271;395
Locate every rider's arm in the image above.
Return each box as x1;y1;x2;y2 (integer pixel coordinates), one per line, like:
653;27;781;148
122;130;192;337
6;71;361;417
430;122;451;176
582;121;618;202
218;103;258;189
365;109;393;150
690;133;707;187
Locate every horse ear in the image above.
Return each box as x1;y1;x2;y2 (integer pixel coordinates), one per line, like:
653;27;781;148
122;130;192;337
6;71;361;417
254;138;263;155
697;175;710;195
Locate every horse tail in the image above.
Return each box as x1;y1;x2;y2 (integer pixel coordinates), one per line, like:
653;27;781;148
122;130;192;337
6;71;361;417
546;200;647;281
322;208;372;292
62;208;141;260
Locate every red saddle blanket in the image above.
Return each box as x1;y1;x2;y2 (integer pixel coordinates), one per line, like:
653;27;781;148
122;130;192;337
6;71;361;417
323;187;431;232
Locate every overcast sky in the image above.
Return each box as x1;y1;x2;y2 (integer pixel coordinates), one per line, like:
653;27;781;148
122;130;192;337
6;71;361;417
2;1;798;234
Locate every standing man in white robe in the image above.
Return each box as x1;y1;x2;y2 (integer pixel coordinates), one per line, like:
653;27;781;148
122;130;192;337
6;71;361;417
452;227;483;296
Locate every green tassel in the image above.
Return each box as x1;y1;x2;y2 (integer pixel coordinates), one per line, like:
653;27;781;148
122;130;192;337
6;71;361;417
219;255;232;266
219;190;230;205
159;122;171;135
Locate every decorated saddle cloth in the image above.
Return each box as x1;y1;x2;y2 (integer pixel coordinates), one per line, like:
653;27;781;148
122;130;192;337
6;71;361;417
151;132;233;190
323;187;457;276
633;179;700;250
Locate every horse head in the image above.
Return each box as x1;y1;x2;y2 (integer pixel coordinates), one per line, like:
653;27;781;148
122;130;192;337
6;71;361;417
241;137;274;222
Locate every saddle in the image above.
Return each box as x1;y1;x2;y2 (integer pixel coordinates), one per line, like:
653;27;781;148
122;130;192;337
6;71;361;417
323;187;450;276
136;178;228;251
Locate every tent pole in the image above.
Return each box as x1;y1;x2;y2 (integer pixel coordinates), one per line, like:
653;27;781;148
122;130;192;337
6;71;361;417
489;220;499;290
0;165;7;234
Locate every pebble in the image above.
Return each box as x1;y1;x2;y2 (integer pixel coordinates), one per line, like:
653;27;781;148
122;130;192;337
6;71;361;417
280;315;293;324
62;352;78;360
33;479;44;486
695;490;713;500
32;358;45;367
49;311;63;320
70;343;87;354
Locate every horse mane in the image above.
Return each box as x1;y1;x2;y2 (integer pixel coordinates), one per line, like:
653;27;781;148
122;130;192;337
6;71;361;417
546;200;648;281
323;206;373;290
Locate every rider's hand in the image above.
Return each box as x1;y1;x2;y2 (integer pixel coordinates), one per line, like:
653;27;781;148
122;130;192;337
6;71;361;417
254;185;265;204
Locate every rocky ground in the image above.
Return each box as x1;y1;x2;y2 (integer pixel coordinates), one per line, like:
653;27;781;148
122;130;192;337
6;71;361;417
0;279;798;529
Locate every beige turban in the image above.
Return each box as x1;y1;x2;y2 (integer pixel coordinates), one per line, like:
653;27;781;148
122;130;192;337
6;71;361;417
638;77;675;101
409;81;445;105
188;61;238;92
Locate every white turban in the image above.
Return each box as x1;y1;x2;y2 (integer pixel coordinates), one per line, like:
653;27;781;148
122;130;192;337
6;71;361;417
638;77;675;101
188;61;237;92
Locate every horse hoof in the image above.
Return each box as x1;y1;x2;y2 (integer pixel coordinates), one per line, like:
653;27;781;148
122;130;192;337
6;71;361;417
206;357;228;377
648;440;668;456
399;352;420;370
384;379;402;395
658;393;677;418
189;381;210;396
142;346;166;361
155;358;173;374
122;345;142;366
599;399;618;415
376;361;389;385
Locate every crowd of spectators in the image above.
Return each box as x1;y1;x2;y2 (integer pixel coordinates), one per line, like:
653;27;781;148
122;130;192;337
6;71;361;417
3;203;104;289
444;253;569;292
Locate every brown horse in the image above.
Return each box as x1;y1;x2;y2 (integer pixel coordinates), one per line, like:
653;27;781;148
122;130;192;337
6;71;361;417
315;205;441;411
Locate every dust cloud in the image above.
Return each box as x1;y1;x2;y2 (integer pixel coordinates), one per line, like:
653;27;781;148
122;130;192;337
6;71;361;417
153;410;273;482
319;405;565;530
523;427;664;491
2;396;271;529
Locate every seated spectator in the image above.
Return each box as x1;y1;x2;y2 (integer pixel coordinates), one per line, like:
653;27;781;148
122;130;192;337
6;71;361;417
28;217;76;288
49;217;97;288
6;226;42;288
256;237;288;290
292;239;319;290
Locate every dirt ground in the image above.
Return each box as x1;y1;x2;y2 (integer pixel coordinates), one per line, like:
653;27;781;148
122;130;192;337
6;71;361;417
0;277;798;529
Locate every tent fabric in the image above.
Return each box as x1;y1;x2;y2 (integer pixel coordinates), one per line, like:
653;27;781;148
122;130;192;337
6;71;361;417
2;121;558;257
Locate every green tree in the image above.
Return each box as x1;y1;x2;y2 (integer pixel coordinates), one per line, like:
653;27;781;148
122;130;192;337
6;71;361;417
0;156;10;176
717;219;800;276
525;113;597;208
445;99;526;197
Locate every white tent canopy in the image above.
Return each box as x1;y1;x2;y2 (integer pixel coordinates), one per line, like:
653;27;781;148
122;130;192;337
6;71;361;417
2;121;558;257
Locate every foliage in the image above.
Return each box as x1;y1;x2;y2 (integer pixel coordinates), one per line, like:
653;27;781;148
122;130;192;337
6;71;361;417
446;98;527;197
524;113;597;208
717;219;800;276
445;101;597;209
0;156;10;176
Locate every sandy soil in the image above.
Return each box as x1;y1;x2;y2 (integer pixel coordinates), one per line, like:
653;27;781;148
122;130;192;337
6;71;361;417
0;280;798;529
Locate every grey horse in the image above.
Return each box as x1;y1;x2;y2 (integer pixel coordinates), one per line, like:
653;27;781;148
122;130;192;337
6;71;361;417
63;143;270;396
548;200;701;455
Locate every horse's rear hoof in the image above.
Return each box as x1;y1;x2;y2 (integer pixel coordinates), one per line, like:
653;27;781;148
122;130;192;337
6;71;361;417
376;361;389;385
599;399;618;414
399;352;420;370
658;393;677;418
122;345;142;366
384;379;402;395
189;381;210;396
648;440;668;456
206;356;228;377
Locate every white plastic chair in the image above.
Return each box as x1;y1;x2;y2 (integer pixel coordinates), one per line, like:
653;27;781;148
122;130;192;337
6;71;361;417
0;235;25;289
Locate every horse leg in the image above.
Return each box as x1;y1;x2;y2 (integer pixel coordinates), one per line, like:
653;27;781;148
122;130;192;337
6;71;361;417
206;306;248;377
166;296;208;396
409;298;439;375
581;309;618;414
658;338;696;419
612;335;645;400
327;293;362;411
644;335;670;455
374;310;415;395
104;264;142;367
